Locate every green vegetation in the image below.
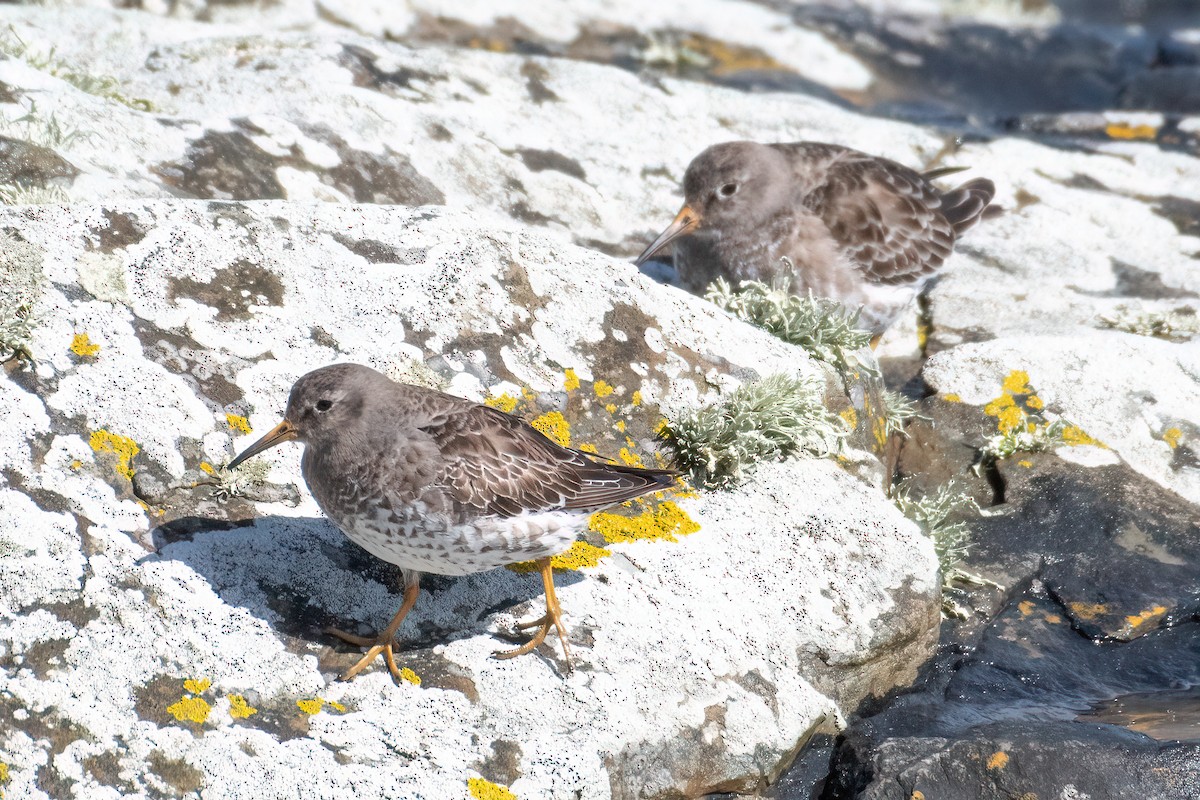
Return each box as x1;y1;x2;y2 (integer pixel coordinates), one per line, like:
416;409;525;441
706;275;875;376
979;417;1067;463
658;372;848;489
0;26;153;111
881;389;922;439
1098;305;1199;340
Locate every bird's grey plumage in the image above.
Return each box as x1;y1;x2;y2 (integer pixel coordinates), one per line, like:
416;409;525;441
638;141;997;335
278;364;673;575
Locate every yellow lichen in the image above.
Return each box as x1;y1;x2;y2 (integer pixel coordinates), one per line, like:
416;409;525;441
590;501;700;544
681;35;787;76
88;430;139;480
594;380;615;398
1001;370;1031;395
399;668;421;686
604;403;618;414
227;694;257;719
1163;427;1183;449
199;462;216;475
1018;459;1033;468
911;793;924;800
1068;602;1108;620
1044;614;1062;624
485;393;519;413
1106;122;1156;140
70;332;100;357
167;696;211;724
562;369;580;392
297;697;344;715
225;414;252;434
986;751;1009;770
1061;425;1105;448
630;391;642;406
530;411;570;447
1125;605;1168;629
183;678;211;694
511;540;613;573
468;777;518;800
0;762;8;796
840;408;859;429
916;320;929;351
615;420;626;433
943;393;961;403
69;459;82;470
1018;600;1035;616
577;443;598;454
1026;395;1044;410
617;447;644;467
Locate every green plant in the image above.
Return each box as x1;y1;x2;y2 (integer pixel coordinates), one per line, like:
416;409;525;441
706;275;875;376
0;182;69;205
881;389;922;439
1098;306;1199;340
0;26;153;111
0;232;45;363
979;417;1067;463
658;372;848;489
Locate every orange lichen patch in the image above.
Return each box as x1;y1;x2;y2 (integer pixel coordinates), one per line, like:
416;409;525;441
530;411;570;447
840;408;859;429
1044;614;1062;624
398;668;421;686
617;447;644;467
1018;460;1033;468
510;540;612;573
1068;602;1108;620
593;380;615;398
616;420;627;433
199;462;216;475
183;678;211;694
943;393;961;403
604;403;618;414
562;369;580;392
70;332;100;357
577;443;598;454
1062;425;1105;448
485;393;519;413
167;696;211;724
911;792;925;800
1025;395;1044;410
984;393;1024;434
225;414;252;434
986;751;1009;770
69;459;82;470
917;320;930;351
1106;122;1157;140
88;430;139;480
590;501;700;544
1125;605;1169;630
296;697;346;715
227;694;257;719
631;391;642;407
1018;600;1035;616
468;777;518;800
1163;427;1183;449
681;35;788;76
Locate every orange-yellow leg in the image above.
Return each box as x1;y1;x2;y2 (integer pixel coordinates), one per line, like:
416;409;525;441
495;557;573;670
325;579;420;682
870;334;883;350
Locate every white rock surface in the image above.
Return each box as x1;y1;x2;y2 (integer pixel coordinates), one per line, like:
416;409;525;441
0;200;939;798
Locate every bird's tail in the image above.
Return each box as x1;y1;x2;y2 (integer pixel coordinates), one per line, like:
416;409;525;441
938;177;997;237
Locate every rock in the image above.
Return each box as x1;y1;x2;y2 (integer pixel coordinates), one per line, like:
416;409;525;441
0;200;939;797
1119;67;1200;113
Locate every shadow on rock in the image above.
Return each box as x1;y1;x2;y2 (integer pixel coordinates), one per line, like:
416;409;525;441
143;514;582;676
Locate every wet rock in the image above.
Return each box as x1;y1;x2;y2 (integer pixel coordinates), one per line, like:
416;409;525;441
1119;66;1200;113
0;135;79;186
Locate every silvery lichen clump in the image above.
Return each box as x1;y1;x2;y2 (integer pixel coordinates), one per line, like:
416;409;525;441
0;231;45;363
1098;305;1199;341
659;372;848;489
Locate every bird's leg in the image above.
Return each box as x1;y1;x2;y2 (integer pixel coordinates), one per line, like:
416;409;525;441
869;334;883;350
495;557;573;670
325;575;420;683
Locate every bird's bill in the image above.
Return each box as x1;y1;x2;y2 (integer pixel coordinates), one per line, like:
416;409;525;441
635;205;701;266
227;419;298;469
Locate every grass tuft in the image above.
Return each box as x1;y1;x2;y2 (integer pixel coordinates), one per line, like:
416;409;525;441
658;372;848;490
706;275;875;376
881;389;922;439
0;182;69;205
0;26;153;111
1098;306;1198;340
0;231;45;364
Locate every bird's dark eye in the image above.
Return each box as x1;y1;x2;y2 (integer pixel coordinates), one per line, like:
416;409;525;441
315;399;333;412
718;183;738;198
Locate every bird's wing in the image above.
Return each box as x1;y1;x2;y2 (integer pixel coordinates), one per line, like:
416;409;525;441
422;404;674;517
804;152;957;286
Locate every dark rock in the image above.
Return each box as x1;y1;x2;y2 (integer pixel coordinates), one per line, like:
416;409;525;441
0;135;79;186
1119;67;1200;113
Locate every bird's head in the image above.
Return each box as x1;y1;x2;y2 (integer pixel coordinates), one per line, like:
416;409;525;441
636;141;790;266
226;363;374;468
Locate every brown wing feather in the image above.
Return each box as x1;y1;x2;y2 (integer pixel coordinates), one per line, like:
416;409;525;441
798;150;955;286
424;405;674;517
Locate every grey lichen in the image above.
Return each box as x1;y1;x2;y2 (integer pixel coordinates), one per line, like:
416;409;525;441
658;372;848;490
207;459;272;501
0;231;46;363
1098;305;1199;340
384;356;449;391
706;276;875;376
0;26;153;111
893;481;993;617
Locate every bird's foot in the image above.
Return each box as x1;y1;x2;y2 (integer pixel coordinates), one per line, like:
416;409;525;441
325;626;405;682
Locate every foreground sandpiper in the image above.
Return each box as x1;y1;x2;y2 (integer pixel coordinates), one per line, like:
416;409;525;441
637;140;997;340
228;363;675;679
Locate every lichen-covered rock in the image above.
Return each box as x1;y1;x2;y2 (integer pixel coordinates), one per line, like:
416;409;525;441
0;200;939;798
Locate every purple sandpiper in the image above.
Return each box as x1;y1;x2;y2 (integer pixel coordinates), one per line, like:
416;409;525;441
228;363;674;679
636;141;996;341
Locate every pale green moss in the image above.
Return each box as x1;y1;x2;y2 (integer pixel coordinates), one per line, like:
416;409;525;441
659;372;847;489
706;276;875;376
